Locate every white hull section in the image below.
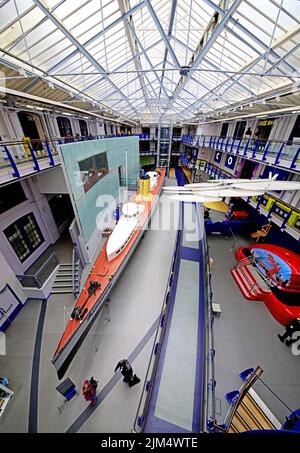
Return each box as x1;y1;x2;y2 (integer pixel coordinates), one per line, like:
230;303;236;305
106;202;145;261
147;171;159;190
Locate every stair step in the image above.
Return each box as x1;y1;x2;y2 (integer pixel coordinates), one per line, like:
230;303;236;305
53;283;73;288
235;265;271;296
231;268;261;301
55;278;78;283
51;290;73;294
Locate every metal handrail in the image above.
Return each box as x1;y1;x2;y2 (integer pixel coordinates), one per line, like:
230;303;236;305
182;134;297;147
234;254;256;268
17;251;59;289
221;366;264;432
133;203;183;433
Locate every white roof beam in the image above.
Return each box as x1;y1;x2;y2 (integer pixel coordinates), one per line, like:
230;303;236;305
31;0;138;115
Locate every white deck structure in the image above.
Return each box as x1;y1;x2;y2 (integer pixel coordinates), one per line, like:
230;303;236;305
106;202;145;262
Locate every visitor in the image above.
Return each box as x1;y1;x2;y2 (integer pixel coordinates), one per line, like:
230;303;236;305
82;376;98;406
114;359;140;387
244;127;252;139
278;318;300;346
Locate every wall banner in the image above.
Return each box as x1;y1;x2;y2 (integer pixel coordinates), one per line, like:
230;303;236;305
214;150;222;163
225;154;237;170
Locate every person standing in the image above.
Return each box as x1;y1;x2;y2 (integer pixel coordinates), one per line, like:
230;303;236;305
278;318;300;346
114;359;140;387
82;377;98;406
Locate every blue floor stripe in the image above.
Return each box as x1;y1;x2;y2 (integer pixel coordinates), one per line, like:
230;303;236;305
66;316;160;433
180;246;200;262
28;299;47;433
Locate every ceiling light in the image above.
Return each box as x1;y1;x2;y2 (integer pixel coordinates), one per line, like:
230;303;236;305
276;96;280;102
26;104;35;109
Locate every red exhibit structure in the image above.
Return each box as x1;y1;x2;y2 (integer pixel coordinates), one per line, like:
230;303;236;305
232;244;300;326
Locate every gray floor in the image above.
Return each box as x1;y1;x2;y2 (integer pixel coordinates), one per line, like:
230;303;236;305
155;259;199;430
208;232;300;425
0;179;178;433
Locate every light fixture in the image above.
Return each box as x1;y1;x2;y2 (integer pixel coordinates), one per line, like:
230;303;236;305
25;104;35;109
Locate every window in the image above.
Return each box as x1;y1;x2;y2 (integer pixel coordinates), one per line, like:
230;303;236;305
79;119;89;137
288;116;300;144
220;123;229;138
78;152;109;193
57;117;73;137
4;213;44;263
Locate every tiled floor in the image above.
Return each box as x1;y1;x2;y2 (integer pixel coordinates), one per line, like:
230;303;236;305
0;179;178;433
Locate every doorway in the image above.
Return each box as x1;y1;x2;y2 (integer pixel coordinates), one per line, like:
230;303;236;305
48;194;74;234
239;160;258;179
18;111;45;150
255;119;277;140
233;121;247;139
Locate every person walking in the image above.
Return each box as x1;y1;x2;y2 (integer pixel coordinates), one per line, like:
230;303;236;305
114;359;140;387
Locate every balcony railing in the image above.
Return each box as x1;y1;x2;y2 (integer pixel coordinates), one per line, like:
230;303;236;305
0;134;139;186
181;134;300;170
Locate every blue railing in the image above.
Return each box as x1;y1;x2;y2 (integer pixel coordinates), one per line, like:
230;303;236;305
182;134;300;169
133;203;183;433
0;134;141;185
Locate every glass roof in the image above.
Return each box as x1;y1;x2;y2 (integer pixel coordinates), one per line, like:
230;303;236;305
0;0;299;123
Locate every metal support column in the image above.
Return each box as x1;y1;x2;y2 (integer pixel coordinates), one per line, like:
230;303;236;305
167;123;173;176
156;123;161;168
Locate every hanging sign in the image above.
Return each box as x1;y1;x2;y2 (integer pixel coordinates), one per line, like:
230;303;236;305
214;150;222;163
225;154;237;170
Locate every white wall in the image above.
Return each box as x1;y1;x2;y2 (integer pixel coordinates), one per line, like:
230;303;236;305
0;179;59;275
34;166;68;194
197;123;221;136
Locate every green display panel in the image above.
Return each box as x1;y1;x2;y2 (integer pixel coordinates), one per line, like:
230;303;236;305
140;156;155;166
60;137;139;242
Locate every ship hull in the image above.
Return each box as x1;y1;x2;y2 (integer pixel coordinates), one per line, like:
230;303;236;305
52;170;164;379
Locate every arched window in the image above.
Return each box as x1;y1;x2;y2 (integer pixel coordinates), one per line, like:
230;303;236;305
57;117;73;138
79;119;88;137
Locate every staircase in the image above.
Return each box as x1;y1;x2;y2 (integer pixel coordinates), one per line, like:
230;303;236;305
52;263;79;295
231;263;271;301
229;393;276;433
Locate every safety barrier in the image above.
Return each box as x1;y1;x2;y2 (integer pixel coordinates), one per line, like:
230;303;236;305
202;206;217;432
0;134;140;185
182;134;300;169
187;158;300;241
132;203;183;432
